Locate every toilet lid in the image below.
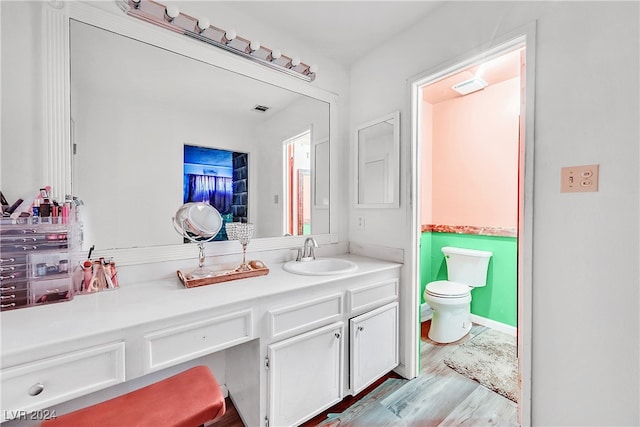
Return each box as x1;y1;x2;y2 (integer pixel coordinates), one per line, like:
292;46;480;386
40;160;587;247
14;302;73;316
426;280;470;297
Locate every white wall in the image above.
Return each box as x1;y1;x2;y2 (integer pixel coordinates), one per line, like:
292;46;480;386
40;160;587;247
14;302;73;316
0;2;43;199
349;1;639;425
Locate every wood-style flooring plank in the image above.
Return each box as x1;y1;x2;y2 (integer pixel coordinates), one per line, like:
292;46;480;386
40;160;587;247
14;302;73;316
379;370;479;426
315;378;407;426
437;386;518;427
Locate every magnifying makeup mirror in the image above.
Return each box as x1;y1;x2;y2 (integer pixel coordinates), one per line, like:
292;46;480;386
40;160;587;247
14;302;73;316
172;202;223;279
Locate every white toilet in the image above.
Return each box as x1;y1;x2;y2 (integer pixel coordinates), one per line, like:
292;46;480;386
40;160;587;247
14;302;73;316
424;246;492;343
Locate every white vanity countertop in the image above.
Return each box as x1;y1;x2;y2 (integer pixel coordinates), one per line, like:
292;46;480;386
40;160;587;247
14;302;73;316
1;254;401;359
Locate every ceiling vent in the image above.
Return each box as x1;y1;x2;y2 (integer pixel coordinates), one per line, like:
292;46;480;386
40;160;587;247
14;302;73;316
451;77;488;95
252;104;270;112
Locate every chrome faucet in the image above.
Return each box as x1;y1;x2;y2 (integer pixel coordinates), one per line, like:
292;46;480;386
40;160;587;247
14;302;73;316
299;237;318;261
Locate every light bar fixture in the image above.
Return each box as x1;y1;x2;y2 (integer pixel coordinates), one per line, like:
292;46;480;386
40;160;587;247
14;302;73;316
117;0;317;82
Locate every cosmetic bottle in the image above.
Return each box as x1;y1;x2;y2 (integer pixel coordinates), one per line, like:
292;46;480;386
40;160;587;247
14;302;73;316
40;198;51;217
109;261;119;288
61;203;70;224
52;201;59;219
82;260;92;292
32;199;40;223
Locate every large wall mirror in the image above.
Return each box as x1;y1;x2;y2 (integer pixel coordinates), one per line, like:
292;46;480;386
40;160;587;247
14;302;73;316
0;2;337;263
355;111;400;208
71;19;330;250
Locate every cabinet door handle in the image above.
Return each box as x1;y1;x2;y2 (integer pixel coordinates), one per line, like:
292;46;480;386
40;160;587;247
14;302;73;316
334;332;341;339
28;383;45;396
357;326;364;332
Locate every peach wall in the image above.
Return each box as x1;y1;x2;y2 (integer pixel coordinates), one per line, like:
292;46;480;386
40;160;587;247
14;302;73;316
423;77;519;228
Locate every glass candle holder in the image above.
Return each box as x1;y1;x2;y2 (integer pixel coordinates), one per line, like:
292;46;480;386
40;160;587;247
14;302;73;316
226;222;254;271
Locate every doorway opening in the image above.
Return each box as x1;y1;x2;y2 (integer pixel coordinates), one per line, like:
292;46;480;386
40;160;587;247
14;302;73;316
410;32;534;425
283;129;312;236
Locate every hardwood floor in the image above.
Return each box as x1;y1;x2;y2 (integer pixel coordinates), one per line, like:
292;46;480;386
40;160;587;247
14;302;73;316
210;321;518;426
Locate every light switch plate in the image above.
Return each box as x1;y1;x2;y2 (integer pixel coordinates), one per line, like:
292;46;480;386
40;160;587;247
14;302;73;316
561;164;599;193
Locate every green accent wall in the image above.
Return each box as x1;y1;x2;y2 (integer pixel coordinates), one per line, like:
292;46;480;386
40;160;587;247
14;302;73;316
420;232;517;327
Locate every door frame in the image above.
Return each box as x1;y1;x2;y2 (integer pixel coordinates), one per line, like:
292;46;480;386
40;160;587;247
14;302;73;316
408;22;536;426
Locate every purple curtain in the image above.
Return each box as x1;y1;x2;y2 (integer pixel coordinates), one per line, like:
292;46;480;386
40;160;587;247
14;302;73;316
186;174;232;214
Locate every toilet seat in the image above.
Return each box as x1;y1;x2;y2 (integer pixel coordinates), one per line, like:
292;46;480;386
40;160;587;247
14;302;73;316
425;280;470;298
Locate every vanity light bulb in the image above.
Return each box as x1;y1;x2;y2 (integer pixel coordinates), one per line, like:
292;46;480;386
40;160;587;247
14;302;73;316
225;29;237;41
309;64;318;73
271;49;281;60
165;5;179;19
197;17;210;32
249;40;261;52
291;57;301;67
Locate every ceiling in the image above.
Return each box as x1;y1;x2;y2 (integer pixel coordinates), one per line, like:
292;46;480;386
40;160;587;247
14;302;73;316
422;48;522;104
192;1;446;65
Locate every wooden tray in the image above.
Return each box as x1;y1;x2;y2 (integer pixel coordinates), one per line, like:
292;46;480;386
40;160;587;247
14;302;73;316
177;260;269;288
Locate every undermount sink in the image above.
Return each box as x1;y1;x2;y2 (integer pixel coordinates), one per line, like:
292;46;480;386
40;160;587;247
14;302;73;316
283;258;358;276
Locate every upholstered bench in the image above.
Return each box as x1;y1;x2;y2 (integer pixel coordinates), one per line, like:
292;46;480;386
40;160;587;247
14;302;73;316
42;365;225;427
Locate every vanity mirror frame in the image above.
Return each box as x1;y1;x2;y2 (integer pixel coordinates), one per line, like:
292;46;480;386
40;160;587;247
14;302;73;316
354;111;400;209
40;1;338;265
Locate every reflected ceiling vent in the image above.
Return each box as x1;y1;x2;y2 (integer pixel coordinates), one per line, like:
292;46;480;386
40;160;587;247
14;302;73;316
252;104;270;112
451;77;488;95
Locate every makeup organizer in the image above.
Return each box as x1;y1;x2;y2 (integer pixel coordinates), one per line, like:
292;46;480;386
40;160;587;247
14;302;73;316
0;217;82;311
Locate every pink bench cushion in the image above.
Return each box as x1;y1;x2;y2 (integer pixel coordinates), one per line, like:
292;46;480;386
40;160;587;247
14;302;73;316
42;365;225;427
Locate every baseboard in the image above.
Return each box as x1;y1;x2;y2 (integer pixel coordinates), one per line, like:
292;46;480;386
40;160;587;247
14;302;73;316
470;314;517;336
421;306;515;336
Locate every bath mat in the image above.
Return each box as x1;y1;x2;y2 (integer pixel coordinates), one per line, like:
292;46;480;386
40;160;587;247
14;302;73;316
443;329;518;403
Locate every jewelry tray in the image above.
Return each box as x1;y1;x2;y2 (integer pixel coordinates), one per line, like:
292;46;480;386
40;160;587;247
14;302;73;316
177;260;269;288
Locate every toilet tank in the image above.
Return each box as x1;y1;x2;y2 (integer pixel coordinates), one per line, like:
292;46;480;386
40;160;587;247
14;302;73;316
442;246;492;287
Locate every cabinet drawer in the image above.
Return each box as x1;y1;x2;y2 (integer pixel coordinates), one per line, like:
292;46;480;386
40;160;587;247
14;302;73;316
347;279;398;313
0;288;29;311
143;309;253;373
268;293;343;340
1;342;125;421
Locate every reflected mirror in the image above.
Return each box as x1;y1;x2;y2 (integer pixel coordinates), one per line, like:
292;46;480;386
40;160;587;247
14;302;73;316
70;20;330;250
355;111;400;208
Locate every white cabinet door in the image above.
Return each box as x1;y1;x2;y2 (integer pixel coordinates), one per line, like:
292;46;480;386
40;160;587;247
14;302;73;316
350;302;398;394
268;322;344;427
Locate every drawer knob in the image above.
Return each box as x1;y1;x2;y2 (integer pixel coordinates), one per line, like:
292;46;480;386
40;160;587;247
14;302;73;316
28;383;45;396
